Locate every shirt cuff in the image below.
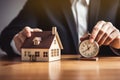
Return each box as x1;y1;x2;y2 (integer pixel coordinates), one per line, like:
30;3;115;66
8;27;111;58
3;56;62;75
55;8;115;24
10;39;21;55
110;47;120;56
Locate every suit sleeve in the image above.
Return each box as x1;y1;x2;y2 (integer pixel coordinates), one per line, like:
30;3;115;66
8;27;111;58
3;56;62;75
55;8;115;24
113;0;120;55
0;0;40;56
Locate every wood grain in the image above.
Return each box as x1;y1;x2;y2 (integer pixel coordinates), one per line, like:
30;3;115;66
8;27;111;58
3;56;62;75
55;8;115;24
0;55;120;80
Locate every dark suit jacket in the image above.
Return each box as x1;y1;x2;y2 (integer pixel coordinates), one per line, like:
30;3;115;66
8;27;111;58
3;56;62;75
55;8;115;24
0;0;120;56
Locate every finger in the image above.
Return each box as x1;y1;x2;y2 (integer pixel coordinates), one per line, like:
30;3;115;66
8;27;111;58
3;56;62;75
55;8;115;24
18;33;26;43
110;35;120;49
22;26;33;37
18;32;27;43
95;22;111;42
98;26;115;45
32;28;43;32
90;21;106;43
80;33;90;41
103;29;119;45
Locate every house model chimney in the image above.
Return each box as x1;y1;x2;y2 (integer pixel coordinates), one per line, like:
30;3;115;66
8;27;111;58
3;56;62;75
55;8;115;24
52;27;57;35
33;37;42;45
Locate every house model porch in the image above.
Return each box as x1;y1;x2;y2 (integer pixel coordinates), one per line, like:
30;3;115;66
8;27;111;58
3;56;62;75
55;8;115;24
21;27;63;62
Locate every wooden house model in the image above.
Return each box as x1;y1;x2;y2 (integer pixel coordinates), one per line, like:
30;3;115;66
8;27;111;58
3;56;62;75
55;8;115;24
21;27;63;62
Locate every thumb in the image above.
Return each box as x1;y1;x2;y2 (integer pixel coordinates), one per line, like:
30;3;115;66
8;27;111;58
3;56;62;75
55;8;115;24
80;33;90;42
23;26;33;37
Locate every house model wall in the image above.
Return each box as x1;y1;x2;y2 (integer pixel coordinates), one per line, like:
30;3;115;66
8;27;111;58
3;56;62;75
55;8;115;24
21;27;63;62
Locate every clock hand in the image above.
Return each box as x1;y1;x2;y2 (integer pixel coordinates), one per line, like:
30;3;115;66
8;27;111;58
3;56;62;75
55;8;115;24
82;49;88;53
82;47;89;53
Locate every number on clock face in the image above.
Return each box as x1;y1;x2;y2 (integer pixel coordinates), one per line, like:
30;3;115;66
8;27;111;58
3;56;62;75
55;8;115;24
79;40;99;58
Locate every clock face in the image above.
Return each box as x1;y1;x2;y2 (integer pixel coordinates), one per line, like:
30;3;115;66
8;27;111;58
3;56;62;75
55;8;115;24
79;40;99;58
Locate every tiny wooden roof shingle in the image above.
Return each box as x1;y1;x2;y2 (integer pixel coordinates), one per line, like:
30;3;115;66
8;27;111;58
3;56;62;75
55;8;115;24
21;31;63;49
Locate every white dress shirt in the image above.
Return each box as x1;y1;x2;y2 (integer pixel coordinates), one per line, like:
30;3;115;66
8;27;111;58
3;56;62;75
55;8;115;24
71;0;90;42
11;35;21;55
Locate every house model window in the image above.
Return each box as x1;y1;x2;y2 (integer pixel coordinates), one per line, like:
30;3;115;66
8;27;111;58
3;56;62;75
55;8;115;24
35;52;40;57
54;40;56;44
43;52;48;57
33;37;42;45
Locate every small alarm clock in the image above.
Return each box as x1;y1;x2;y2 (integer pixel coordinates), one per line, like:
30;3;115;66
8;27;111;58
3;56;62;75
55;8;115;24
79;40;99;60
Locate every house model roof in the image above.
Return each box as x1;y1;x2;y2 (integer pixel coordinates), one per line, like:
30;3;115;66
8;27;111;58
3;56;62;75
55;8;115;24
21;27;63;49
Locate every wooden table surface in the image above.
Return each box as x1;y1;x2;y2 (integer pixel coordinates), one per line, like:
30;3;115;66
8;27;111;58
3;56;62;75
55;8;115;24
0;54;120;80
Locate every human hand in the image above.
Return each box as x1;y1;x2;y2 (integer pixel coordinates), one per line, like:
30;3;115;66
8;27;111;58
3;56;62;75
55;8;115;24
89;21;120;49
13;26;42;52
80;33;90;41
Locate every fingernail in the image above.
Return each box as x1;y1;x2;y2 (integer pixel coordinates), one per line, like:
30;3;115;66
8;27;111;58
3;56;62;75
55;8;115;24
27;32;31;37
31;29;34;32
28;34;31;37
90;39;94;43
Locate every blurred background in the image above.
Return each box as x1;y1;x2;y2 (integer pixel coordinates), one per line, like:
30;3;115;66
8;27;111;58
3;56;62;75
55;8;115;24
0;0;27;55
